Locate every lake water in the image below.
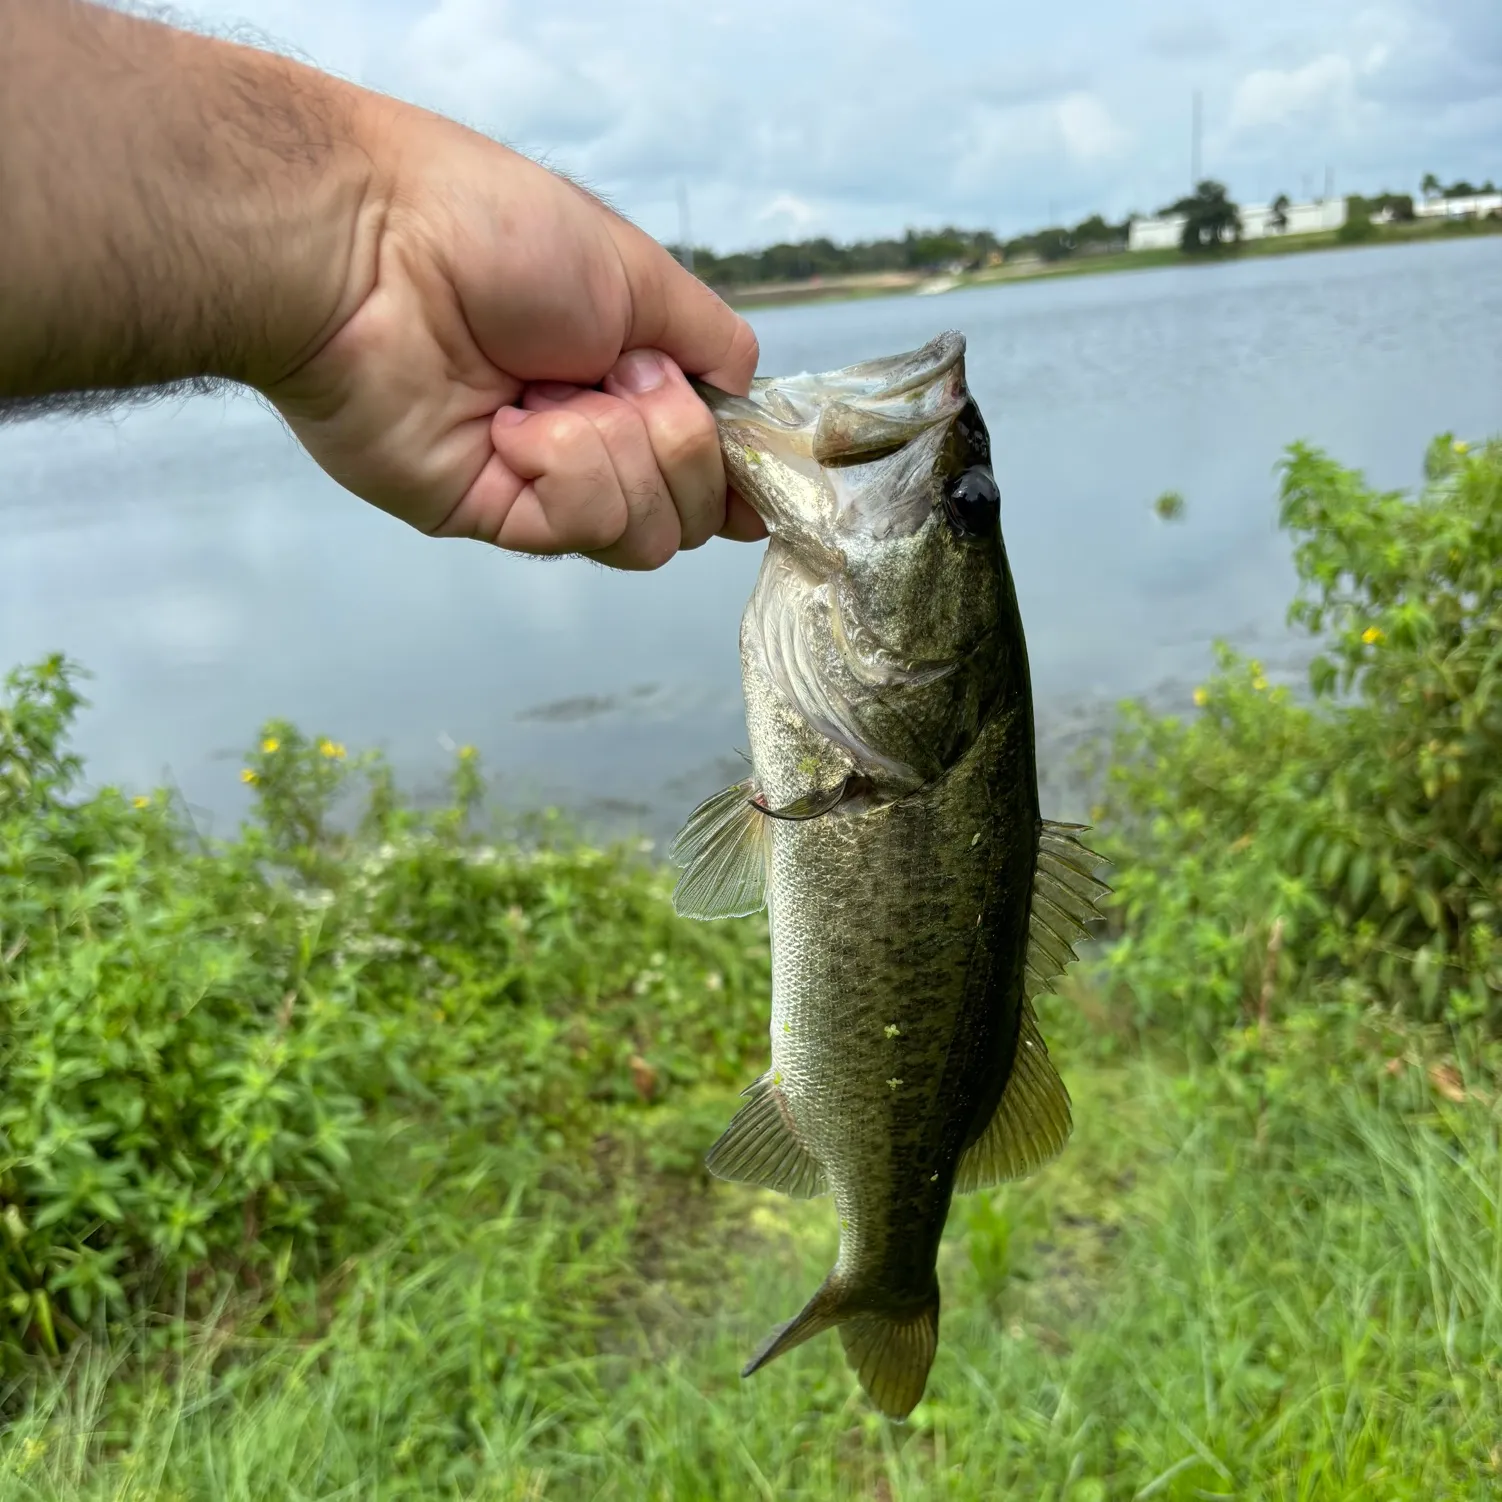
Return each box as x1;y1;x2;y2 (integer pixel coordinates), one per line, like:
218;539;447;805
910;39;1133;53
3;237;1500;841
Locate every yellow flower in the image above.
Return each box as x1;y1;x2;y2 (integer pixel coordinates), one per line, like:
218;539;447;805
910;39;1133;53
458;744;477;761
1253;676;1268;692
132;795;151;810
317;739;346;760
1453;440;1469;454
241;769;258;785
261;737;281;754
1362;626;1384;645
1193;688;1207;707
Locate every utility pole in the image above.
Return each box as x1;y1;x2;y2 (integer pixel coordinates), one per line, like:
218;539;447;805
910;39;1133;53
676;181;695;275
1191;89;1203;190
1323;165;1334;203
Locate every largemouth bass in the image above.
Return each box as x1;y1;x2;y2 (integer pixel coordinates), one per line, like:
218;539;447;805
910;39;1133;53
673;332;1106;1420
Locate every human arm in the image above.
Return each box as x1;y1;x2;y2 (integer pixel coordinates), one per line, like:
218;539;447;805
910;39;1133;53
0;0;764;567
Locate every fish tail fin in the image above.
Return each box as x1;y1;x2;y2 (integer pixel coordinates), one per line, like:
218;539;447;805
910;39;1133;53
837;1297;939;1421
743;1275;939;1421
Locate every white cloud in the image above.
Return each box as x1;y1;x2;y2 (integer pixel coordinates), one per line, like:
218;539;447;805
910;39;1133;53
1145;11;1229;60
1230;54;1357;132
1058;93;1130;162
401;0;618;145
951;90;1127;201
138;0;1502;248
757;194;819;229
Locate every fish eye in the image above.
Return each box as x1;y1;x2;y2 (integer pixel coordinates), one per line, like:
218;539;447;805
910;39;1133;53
943;467;1000;538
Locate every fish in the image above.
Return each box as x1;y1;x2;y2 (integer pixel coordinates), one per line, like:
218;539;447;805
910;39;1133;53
671;331;1108;1421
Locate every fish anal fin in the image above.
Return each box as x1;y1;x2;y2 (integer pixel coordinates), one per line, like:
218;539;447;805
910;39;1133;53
670;778;770;920
705;1073;828;1199
742;1273;844;1377
955;1002;1072;1191
1025;820;1110;1001
837;1297;939;1421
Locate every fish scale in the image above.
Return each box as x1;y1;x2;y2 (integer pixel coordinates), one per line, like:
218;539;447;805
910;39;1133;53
672;333;1109;1418
769;707;1036;1284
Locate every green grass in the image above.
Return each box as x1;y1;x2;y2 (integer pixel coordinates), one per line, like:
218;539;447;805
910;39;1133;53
3;430;1499;1497
2;1012;1498;1500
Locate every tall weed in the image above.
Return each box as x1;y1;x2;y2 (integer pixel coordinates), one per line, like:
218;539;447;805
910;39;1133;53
1103;435;1501;1039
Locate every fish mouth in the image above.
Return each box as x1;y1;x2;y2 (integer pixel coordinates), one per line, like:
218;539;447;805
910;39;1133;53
695;332;971;528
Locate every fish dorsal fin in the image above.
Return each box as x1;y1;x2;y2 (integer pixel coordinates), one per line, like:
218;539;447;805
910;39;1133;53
954;822;1108;1193
670;779;770;920
954;1002;1071;1191
1024;821;1110;1002
705;1073;829;1199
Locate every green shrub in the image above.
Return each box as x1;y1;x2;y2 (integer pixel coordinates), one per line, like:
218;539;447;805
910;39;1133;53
1338;197;1376;243
1102;434;1501;1039
0;661;769;1359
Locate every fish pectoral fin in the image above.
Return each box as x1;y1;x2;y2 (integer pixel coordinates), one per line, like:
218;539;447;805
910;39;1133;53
704;1073;828;1199
742;1273;844;1377
751;780;849;821
669;778;770;920
1024;820;1111;1001
954;1002;1072;1191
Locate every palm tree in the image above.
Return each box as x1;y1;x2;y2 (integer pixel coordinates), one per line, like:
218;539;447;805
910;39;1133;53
1420;172;1442;201
1178;180;1243;253
1270;194;1291;233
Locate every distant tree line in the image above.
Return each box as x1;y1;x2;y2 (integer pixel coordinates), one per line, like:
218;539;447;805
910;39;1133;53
668;215;1133;290
674;169;1495;286
665;228;996;288
1420;173;1497;199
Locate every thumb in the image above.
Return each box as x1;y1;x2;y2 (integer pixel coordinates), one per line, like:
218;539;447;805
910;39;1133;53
605;217;759;396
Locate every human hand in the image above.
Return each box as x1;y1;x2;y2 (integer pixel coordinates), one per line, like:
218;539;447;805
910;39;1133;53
263;98;764;569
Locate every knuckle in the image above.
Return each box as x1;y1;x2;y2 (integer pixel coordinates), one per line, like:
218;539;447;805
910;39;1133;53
577;472;627;550
594;399;650;453
734;324;760;379
631;527;680;572
537;408;592;452
644;539;679;570
650;397;720;473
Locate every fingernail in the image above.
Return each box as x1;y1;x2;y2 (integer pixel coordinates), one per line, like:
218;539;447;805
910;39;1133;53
528;381;581;404
613;349;666;394
492;406;528;430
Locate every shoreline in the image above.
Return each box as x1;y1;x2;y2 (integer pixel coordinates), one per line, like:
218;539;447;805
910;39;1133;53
721;215;1502;311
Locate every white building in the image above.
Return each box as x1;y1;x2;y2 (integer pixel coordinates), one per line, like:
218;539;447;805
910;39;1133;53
1415;193;1502;219
1128;215;1188;251
1127;195;1347;252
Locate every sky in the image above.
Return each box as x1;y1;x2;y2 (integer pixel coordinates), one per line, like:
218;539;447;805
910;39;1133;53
167;0;1500;252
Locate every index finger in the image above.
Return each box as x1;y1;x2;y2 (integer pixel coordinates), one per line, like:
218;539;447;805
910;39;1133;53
605;218;759;397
